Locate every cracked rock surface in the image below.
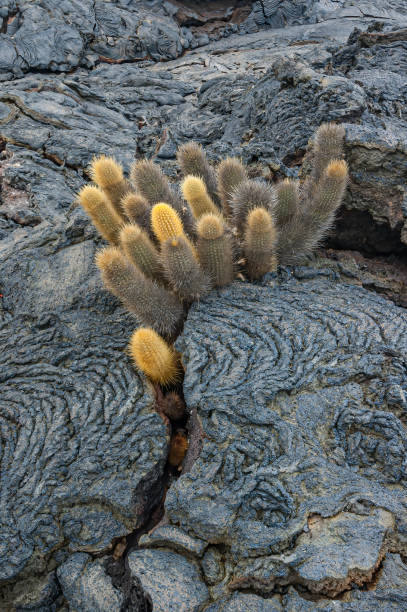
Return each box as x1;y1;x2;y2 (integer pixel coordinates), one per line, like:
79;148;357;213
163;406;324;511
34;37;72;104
0;225;169;608
1;0;407;609
128;271;407;609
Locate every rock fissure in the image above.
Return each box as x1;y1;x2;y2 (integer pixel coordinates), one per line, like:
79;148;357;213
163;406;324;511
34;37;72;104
2;2;407;610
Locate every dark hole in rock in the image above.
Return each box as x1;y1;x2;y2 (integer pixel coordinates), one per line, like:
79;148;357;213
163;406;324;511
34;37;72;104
167;0;254;28
328;208;407;258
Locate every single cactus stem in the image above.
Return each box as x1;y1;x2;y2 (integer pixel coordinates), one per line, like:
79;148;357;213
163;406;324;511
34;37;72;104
275;218;303;265
217;157;247;217
78;185;122;245
131;159;196;237
131;159;175;206
181;176;220;219
89;155;132;218
95;247;184;338
129;328;181;386
278;159;348;264
168;429;189;468
312;123;346;183
151;203;184;244
156;391;186;420
120;224;163;282
121;193;151;232
309;159;348;218
197;214;234;287
244;207;278;280
231;179;276;233
177;141;219;206
275;178;300;226
161;236;210;301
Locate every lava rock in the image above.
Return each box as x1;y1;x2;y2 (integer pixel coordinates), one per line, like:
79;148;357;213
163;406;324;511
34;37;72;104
57;554;124;612
127;548;210;612
0;224;169;607
131;271;407;608
1;2;407;610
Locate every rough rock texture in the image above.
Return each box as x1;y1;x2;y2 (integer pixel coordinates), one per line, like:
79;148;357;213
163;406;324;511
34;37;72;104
0;2;407;256
128;271;407;609
1;0;407;609
128;549;210;611
57;554;124;612
0;225;169;608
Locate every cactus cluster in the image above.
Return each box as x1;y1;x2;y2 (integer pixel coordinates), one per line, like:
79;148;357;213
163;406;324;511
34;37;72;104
77;123;348;386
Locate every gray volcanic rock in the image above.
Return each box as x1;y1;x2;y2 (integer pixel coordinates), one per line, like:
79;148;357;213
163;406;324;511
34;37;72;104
0;0;188;80
1;7;407;254
57;554;124;612
128;548;210;611
128;270;407;608
206;553;407;610
1;1;407;609
0;224;169;607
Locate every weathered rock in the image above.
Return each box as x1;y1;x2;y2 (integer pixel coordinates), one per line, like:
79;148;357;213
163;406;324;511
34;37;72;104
12;571;64;612
205;592;283;611
127;548;210;612
57;554;124;612
0;0;188;79
0;224;169;607
1;6;407;255
1;1;407;609
206;552;407;610
282;553;407;609
128;271;407;608
56;553;152;612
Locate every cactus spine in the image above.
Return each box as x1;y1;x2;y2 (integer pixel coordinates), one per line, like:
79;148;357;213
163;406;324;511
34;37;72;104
312;123;346;183
197;214;234;287
161;236;210;301
120;224;163;282
244;207;277;280
310;160;348;218
181;176;219;219
78;185;122;245
275;179;299;226
156;391;186;420
151;203;185;244
302;159;348;252
129;328;180;385
90;155;132;217
131;159;175;206
121;193;151;232
231;179;276;233
95;247;183;337
217;157;247;217
76;123;348;359
277;159;348;264
177;141;219;206
131;159;196;237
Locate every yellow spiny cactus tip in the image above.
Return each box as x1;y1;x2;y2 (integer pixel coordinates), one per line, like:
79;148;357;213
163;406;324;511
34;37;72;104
181;175;207;200
151;202;184;243
326;159;348;179
78;184;107;211
129;328;180;385
122;192;147;211
78;185;123;244
248;207;272;228
94;246;122;271
197;213;223;240
90;155;123;188
247;207;277;243
120;223;142;241
181;175;219;218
